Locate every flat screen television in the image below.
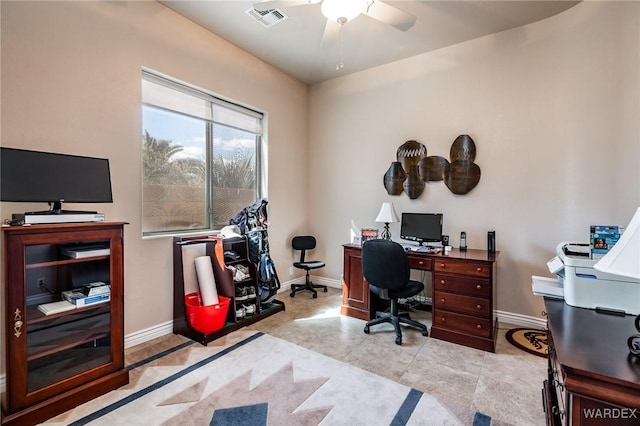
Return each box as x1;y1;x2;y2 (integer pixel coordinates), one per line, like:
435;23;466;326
400;213;443;246
0;147;113;214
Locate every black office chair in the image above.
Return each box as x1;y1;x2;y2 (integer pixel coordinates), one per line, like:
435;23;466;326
361;239;429;345
290;236;327;298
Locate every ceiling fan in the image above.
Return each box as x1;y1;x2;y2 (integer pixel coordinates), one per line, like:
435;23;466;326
253;0;416;31
253;0;416;68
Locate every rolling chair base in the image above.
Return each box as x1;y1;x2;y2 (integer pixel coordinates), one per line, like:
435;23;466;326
290;281;327;298
364;301;429;345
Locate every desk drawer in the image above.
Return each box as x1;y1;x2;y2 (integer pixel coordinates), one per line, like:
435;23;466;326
407;256;432;271
434;274;491;297
434;291;490;317
434;259;491;278
433;309;492;338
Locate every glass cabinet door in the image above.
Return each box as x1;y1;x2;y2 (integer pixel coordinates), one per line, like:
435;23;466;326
23;241;112;393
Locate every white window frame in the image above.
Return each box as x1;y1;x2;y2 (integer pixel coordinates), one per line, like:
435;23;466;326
141;70;264;236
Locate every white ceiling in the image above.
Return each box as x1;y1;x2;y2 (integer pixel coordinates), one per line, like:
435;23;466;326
160;1;581;85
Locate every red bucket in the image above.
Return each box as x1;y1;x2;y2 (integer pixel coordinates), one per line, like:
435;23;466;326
185;293;230;334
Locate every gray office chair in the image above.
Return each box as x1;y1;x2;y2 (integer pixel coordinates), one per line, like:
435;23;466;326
361;239;429;345
290;235;327;298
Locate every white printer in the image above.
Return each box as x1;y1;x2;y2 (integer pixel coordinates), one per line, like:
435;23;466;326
545;242;640;315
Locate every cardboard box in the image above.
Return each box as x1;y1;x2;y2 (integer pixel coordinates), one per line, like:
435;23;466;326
62;290;110;307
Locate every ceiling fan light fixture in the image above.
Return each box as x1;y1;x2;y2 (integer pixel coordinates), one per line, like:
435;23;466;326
321;0;368;24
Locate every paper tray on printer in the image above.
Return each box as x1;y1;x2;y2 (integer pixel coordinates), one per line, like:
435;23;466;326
532;275;564;299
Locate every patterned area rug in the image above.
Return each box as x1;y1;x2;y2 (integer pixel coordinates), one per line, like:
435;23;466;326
44;330;501;425
505;328;548;358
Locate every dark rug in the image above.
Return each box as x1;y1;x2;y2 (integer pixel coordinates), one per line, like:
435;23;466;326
506;328;548;358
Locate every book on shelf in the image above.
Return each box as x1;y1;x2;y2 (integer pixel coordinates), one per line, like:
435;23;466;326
62;244;110;259
37;300;76;315
62;289;111;307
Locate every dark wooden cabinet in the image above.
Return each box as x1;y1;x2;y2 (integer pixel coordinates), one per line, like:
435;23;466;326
341;244;499;352
1;222;129;426
173;234;284;346
543;298;640;425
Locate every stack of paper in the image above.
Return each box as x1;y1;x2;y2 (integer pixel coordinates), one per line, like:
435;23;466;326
531;275;564;299
38;300;76;315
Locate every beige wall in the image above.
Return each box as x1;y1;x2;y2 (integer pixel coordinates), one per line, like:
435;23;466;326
0;1;309;335
1;1;638;338
308;1;640;319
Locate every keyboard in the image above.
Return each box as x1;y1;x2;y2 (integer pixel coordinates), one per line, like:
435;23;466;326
402;244;441;254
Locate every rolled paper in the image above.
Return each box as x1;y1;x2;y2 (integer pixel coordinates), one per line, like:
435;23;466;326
194;256;219;306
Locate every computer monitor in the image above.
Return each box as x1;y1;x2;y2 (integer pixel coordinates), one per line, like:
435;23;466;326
0;147;113;214
400;213;443;246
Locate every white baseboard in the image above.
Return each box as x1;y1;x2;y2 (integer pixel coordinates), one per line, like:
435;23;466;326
496;309;547;330
278;275;342;292
124;320;174;349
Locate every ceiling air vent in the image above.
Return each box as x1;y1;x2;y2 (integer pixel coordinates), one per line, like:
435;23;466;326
245;7;288;28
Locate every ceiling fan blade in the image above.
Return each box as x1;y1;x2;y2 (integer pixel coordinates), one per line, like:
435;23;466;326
364;0;417;32
252;0;321;13
320;18;340;47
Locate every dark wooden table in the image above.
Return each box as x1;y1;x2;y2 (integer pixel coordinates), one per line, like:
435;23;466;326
544;298;640;425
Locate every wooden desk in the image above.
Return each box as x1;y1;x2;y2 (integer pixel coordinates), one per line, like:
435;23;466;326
342;244;499;352
543;298;640;425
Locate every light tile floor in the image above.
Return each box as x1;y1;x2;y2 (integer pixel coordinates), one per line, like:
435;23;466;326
127;287;547;425
245;288;547;426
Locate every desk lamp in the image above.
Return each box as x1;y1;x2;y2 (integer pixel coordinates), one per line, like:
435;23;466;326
375;202;399;240
594;207;640;358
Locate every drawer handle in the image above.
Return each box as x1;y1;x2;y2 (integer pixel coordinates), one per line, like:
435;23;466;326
441;298;446;303
476;284;482;290
476;324;482;329
440;263;446;268
441;317;446;322
476;267;482;272
476;304;482;309
440;280;446;286
418;261;424;266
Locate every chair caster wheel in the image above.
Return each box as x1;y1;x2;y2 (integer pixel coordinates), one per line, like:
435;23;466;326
364;325;370;334
312;293;317;299
422;330;429;336
323;287;328;292
395;336;402;345
290;292;295;297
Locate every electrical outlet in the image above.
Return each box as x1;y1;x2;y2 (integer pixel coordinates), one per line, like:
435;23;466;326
37;278;45;287
289;267;294;276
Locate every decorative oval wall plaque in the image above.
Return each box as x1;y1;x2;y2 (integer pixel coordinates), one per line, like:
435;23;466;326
450;134;477;162
443;159;481;195
403;165;425;199
419;155;449;182
397;140;427;174
383;161;406;195
449;135;476;163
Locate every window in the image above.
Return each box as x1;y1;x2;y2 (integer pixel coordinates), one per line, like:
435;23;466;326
141;71;263;236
